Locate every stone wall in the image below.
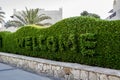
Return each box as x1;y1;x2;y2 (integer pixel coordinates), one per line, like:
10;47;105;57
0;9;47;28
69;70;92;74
0;52;120;80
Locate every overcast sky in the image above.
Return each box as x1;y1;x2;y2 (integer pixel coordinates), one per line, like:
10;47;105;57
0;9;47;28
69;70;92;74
0;0;113;21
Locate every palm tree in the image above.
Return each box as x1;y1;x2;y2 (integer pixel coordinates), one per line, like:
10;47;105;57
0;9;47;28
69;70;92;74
0;10;5;23
9;8;51;27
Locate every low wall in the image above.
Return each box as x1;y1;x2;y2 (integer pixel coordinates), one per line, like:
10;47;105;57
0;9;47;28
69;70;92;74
0;52;120;80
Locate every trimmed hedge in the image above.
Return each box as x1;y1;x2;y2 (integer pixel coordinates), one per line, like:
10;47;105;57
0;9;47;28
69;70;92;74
0;16;120;69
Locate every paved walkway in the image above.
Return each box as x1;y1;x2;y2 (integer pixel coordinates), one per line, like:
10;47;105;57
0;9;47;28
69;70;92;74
0;63;55;80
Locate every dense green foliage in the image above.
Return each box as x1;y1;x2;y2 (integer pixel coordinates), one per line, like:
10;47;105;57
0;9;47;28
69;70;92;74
0;16;120;69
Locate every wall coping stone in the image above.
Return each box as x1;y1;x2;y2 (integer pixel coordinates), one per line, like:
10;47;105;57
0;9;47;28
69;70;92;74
0;52;120;77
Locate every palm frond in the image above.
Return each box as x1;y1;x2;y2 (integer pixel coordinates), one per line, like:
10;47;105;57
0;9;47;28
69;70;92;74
0;15;5;18
0;11;5;14
14;12;26;24
5;20;23;28
36;23;52;26
38;16;51;22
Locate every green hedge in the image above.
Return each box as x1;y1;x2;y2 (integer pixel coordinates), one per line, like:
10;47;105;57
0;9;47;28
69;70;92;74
0;16;120;69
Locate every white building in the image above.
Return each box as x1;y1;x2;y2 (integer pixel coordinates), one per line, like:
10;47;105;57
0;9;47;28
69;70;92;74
39;8;62;24
107;0;120;20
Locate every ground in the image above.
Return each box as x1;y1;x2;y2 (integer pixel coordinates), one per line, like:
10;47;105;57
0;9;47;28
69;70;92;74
0;63;57;80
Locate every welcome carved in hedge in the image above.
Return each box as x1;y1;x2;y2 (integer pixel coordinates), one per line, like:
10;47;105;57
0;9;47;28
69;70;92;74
15;33;97;56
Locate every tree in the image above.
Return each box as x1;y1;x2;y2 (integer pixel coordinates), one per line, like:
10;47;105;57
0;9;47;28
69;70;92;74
5;20;22;28
0;10;5;23
80;11;89;16
9;8;51;27
80;11;100;19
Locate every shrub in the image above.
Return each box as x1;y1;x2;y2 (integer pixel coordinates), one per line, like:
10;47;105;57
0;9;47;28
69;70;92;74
0;17;120;69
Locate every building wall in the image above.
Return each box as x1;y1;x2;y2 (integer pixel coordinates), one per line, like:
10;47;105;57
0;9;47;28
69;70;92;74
113;0;120;12
107;0;120;20
0;7;2;10
39;8;62;24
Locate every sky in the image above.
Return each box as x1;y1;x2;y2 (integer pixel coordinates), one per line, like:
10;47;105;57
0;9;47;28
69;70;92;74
0;0;114;21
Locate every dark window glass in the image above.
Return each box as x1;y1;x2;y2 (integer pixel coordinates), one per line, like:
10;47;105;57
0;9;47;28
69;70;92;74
110;12;116;19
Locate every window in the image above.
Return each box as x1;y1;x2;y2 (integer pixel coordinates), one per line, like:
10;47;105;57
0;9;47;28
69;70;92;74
110;12;116;19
